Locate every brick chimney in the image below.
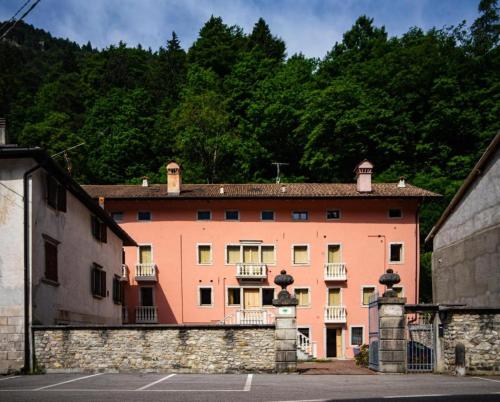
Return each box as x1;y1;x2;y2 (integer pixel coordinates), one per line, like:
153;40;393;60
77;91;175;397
166;161;181;195
354;160;373;193
0;118;7;145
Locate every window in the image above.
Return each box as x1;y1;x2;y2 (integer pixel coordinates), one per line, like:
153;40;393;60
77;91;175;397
292;211;308;221
140;287;154;306
292;245;309;265
43;237;59;283
197;210;211;220
388;208;402;219
137;211;151;221
262;288;274;306
261;211;274;221
295;288;310;307
91;215;107;243
326;210;341;220
111;212;123;222
199;288;212;306
197;244;212;265
362;287;376;305
328;288;341;306
225;244;275;265
298;327;310;338
389;243;404;263
91;263;106;298
138;245;152;264
351;326;364;346
225;210;239;220
327;244;341;263
227;288;241;306
393;286;404;298
46;175;66;212
112;275;123;304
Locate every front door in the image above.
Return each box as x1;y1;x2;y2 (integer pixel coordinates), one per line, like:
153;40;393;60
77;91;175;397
243;288;261;309
326;328;337;357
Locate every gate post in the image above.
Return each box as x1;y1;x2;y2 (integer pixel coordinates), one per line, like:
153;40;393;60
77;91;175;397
273;270;298;373
376;269;407;373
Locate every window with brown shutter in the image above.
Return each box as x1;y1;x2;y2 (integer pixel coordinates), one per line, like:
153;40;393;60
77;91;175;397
57;185;66;212
91;263;106;298
46;175;66;212
91;215;107;243
44;239;58;283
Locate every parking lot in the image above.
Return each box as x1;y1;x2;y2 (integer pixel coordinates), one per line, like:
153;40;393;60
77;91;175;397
1;372;500;401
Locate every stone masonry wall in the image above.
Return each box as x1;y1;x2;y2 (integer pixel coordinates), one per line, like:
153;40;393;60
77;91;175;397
442;311;500;374
33;325;275;373
0;306;24;374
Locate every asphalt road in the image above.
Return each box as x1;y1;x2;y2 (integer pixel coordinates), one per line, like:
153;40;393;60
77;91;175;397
0;372;499;402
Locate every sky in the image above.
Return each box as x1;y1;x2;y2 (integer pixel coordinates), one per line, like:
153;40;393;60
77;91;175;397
0;0;481;58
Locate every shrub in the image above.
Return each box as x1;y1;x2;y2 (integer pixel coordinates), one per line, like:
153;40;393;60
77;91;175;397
355;344;369;367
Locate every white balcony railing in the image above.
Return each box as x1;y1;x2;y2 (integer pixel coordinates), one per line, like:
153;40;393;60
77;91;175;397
135;263;157;281
121;264;129;281
219;309;274;325
236;263;267;279
324;305;347;323
324;263;347;281
135;306;158;323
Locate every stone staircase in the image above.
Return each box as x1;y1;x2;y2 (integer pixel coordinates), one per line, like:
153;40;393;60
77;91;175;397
297;331;317;360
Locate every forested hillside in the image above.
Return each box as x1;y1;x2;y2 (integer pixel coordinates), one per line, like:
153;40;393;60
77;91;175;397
1;1;498;300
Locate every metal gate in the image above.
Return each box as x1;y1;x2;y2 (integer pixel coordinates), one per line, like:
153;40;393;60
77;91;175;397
405;310;435;372
368;294;379;370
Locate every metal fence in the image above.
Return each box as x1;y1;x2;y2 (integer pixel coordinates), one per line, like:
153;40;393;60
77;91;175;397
406;311;435;372
368;293;379;370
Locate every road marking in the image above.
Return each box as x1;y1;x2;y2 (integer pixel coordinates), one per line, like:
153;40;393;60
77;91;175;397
0;388;247;392
473;377;500;383
34;373;103;390
243;374;253;391
0;376;20;381
385;395;445;399
136;374;176;390
268;399;327;402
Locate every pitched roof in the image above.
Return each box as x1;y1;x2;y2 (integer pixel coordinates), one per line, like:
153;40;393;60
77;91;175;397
82;182;440;200
425;134;500;243
0;146;136;246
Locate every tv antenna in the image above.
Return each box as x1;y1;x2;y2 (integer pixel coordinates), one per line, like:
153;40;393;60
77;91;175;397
272;162;289;184
51;142;85;175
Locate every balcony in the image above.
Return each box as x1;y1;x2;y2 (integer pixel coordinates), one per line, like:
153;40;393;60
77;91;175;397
219;309;274;325
324;306;347;323
135;306;158;324
121;264;129;281
135;263;157;281
324;263;347;281
236;263;267;280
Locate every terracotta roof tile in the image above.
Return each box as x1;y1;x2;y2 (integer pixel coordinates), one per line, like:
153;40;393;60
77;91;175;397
82;182;440;200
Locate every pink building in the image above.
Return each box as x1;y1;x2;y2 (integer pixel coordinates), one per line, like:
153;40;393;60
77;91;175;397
83;161;438;359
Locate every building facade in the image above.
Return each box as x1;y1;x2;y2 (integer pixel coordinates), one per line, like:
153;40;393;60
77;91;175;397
84;161;438;359
0;146;136;373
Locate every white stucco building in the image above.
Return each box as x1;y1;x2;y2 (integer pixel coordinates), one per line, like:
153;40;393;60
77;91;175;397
0;146;136;374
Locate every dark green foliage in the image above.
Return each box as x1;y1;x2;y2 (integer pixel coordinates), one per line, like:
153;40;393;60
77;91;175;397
355;344;369;367
0;2;498;301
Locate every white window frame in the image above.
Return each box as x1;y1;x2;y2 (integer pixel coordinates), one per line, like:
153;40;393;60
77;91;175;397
388;208;403;219
224;243;276;265
291;211;309;221
349;325;365;347
291;244;310;266
197;210;212;221
138;286;155;307
325;286;343;306
198;286;214;307
225;286;242;307
326;209;341;220
224;210;240;221
137;211;152;221
137;243;154;265
361;285;377;307
293;287;311;308
196;243;213;265
325;243;343;263
388;242;404;264
261;286;275;308
260;210;275;221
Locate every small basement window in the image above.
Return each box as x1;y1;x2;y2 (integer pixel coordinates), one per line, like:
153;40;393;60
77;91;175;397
197;210;211;220
137;211;151;221
261;211;275;221
326;210;341;220
388;208;402;218
225;210;239;220
292;211;308;221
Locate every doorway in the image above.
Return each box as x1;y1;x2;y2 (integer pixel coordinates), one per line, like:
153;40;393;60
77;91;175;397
326;327;343;358
243;288;261;309
140;287;154;306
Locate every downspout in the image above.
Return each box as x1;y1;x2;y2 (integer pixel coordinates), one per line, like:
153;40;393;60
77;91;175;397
180;234;184;323
415;202;421;304
23;163;42;373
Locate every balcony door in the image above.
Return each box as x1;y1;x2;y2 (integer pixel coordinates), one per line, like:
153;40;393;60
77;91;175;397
326;327;343;358
140;287;154;306
243;288;261;309
139;245;152;264
243;246;259;264
328;288;341;306
327;245;341;263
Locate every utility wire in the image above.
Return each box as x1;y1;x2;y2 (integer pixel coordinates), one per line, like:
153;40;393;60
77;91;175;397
0;0;32;34
0;0;42;41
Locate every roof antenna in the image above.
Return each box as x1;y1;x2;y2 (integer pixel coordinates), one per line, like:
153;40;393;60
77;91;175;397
51;142;85;175
272;162;289;184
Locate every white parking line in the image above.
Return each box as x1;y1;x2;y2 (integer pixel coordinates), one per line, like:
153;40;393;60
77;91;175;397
243;374;253;392
0;376;20;381
473;377;500;383
34;373;103;390
136;374;176;390
385;395;445;399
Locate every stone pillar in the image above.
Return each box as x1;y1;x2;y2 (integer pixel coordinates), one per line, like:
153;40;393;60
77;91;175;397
376;268;407;373
273;270;298;373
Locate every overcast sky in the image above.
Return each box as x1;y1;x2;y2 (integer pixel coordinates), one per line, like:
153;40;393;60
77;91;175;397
0;0;480;58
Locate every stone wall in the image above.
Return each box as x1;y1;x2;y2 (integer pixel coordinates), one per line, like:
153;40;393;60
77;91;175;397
33;325;275;373
441;310;500;374
0;306;24;374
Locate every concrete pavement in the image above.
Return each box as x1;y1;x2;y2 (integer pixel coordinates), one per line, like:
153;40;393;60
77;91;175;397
0;372;499;401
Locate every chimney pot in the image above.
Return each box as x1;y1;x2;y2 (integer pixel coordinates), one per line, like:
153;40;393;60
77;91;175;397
281;185;287;193
398;176;406;188
141;176;149;187
219;186;224;194
166;161;182;195
354;160;373;193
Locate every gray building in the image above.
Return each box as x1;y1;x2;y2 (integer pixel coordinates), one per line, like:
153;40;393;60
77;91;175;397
0;146;136;374
426;134;500;307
